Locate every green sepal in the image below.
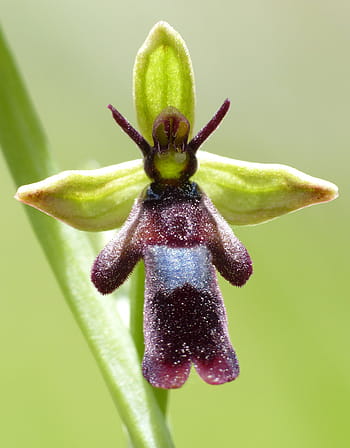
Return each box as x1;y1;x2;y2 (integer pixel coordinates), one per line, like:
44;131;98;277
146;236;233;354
15;151;338;232
133;21;195;144
15;159;147;231
194;151;338;225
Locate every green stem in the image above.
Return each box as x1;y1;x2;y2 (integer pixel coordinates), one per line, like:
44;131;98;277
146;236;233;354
0;26;173;448
153;386;169;416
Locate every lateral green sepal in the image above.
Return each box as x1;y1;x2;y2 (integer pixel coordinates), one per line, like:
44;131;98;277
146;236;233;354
15;159;147;231
194;151;338;225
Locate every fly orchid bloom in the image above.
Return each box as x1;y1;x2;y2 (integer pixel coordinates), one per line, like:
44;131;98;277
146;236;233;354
91;99;252;388
15;22;338;389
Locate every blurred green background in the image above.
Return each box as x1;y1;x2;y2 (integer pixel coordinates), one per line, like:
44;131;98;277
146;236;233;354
1;0;349;447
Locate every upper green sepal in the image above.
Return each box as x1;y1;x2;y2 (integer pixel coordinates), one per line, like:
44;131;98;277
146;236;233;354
15;159;147;231
15;151;338;231
194;152;338;225
133;21;195;144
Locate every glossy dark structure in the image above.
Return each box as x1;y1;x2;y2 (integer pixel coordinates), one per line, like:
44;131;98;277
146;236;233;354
91;100;253;388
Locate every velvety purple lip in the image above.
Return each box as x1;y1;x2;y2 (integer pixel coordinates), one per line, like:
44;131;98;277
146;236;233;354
142;282;240;389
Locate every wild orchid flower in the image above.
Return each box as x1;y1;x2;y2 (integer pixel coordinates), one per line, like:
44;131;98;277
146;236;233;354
90;100;252;388
15;22;338;389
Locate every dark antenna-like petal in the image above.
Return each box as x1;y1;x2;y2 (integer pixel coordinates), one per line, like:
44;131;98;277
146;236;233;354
188;99;231;152
108;104;151;156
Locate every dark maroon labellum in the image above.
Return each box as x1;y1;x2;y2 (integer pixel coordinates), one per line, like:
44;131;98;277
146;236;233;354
91;100;253;388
